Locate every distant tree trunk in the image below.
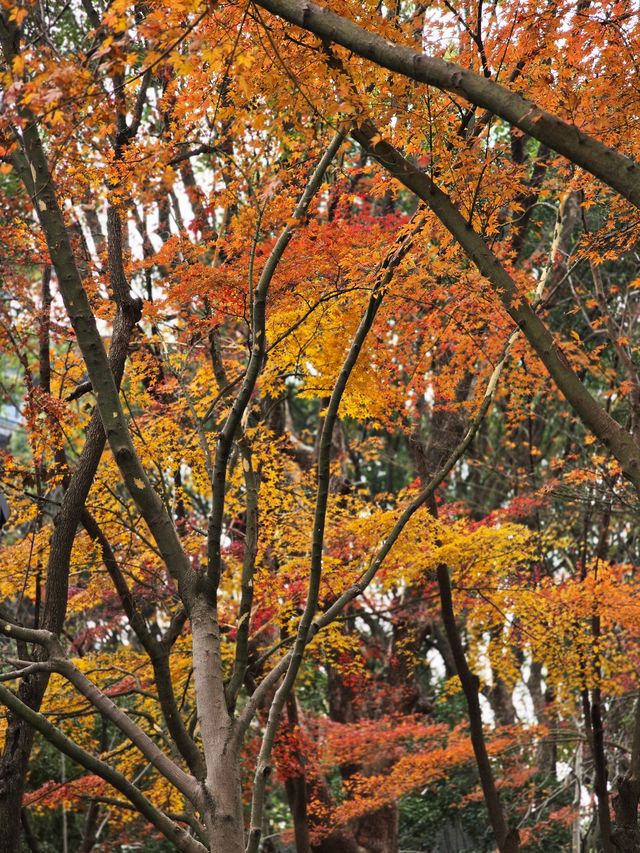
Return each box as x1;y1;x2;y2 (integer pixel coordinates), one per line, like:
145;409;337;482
528;661;557;777
353;805;398;853
326;662;401;853
611;695;640;851
611;777;640;852
487;674;517;727
283;695;312;853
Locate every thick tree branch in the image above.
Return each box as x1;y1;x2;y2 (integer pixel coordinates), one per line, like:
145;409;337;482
0;683;206;853
0;57;141;847
352;123;640;489
0;35;196;613
81;795;206;843
253;0;640;208
52;659;199;804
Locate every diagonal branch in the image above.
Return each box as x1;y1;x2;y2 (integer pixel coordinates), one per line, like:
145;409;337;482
52;658;199;804
352;122;640;489
80;510;206;779
0;620;198;804
253;0;640;208
0;683;206;853
235;324;522;742
0;24;196;611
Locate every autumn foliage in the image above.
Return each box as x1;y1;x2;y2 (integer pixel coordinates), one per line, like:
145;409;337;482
1;1;640;852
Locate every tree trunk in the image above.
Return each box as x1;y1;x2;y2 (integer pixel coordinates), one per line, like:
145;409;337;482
611;777;640;852
0;678;43;853
191;595;245;853
353;804;398;853
528;661;556;777
201;757;245;853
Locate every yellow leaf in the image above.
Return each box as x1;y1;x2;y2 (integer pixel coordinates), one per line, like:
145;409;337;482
10;7;28;26
12;55;24;76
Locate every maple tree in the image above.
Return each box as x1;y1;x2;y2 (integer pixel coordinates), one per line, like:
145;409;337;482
1;1;640;852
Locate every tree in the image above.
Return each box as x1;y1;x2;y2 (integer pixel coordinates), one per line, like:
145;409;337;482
1;1;640;852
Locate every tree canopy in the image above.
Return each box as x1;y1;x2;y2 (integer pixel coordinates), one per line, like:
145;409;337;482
1;1;640;852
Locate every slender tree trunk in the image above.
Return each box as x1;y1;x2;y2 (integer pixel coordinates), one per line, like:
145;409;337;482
572;741;583;853
436;562;520;853
283;695;312;853
528;661;557;777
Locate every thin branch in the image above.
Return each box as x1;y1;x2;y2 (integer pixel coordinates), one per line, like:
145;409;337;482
245;210;426;851
236;314;515;740
206;129;345;597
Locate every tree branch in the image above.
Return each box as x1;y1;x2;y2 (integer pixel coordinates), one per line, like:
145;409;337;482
0;620;199;804
235;321;517;741
226;439;260;707
352;122;640;489
206;129;345;597
245;209;425;851
0;24;196;613
253;0;640;208
0;683;206;853
80;510;206;780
